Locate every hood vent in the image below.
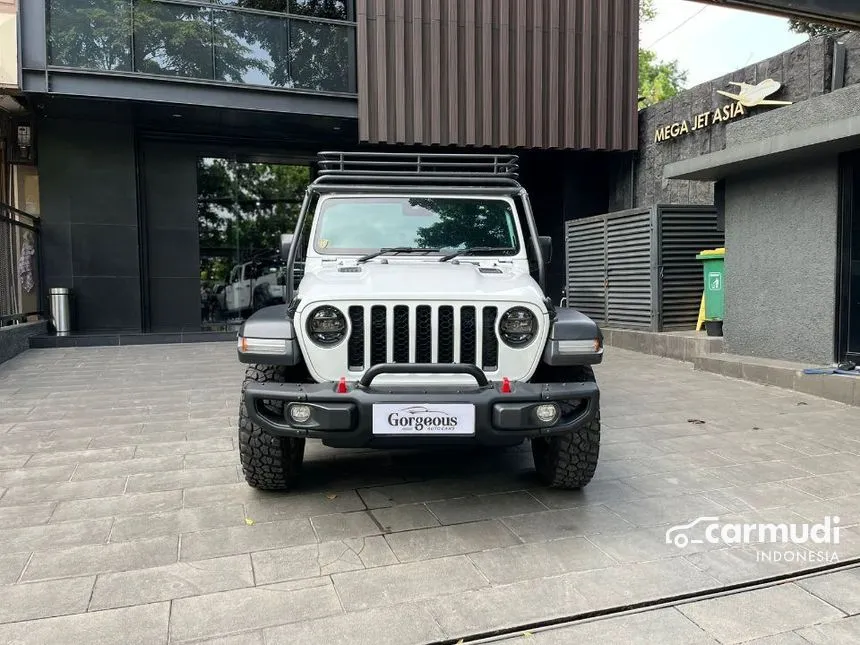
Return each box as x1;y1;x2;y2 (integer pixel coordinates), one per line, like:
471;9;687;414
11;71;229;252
338;266;362;273
478;267;503;274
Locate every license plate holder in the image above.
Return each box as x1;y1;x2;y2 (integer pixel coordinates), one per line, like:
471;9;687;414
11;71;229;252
371;403;475;436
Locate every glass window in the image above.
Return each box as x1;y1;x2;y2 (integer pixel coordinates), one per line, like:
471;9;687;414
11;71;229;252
289;18;353;92
290;0;349;20
133;1;214;80
313;197;520;255
213;9;288;86
198;158;310;331
48;0;132;71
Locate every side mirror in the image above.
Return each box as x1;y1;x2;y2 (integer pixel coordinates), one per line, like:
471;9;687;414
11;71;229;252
280;233;294;261
538;236;552;265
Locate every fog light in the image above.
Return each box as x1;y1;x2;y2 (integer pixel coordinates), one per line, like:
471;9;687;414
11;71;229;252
288;404;312;424
534;403;559;425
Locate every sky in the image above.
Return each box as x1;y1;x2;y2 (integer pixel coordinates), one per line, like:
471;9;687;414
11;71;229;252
640;0;810;89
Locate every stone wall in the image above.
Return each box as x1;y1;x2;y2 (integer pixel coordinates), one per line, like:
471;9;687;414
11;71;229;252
611;31;860;210
0;320;47;367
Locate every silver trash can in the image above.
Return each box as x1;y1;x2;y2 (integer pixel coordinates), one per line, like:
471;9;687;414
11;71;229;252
49;287;72;336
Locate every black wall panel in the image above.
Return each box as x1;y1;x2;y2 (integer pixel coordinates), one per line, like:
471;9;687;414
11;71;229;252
37;118;142;332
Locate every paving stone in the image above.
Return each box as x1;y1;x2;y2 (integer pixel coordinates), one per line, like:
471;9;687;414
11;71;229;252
71;455;184;480
0;576;95;624
704;482;821;513
134;437;234;458
311;511;382;541
88;431;187;449
568;558;721;610
0;601;170;645
0;502;56;528
683;544;830;585
426;491;547;525
24;447;136;467
384;519;520;562
525;607;718;644
797;614;860;644
786;470;860;499
184;450;241;469
0;517;112;553
90;554;254;610
370;504;440;532
188;632;264;645
708;461;812;486
788;453;860;475
621;469;732;496
125;466;239;493
426;570;590;635
501;505;633;541
23;535;178;581
0;552;30;584
0;464;76;487
6;473;132;501
527;480;644;509
241;490;367;521
0;454;32;470
357;477;519;509
251;542;366;585
604;494;731;528
264;603;445;645
679;583;845;643
169;577;341;642
342;535;398;568
180;519;317;561
332;555;488;612
110;505;245;542
469;536;615;584
51;490;183;522
735;634;816;645
797;569;860;615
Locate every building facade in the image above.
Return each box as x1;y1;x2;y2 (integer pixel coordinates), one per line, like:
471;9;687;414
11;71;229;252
607;30;860;366
0;0;639;338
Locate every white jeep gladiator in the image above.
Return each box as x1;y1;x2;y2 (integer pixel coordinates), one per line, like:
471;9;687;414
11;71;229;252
236;152;604;490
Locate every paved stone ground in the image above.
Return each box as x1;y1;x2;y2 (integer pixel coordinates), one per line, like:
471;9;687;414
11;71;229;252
496;566;860;644
0;343;858;644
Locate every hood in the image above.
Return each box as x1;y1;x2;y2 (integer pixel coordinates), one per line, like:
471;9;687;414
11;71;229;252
296;261;545;304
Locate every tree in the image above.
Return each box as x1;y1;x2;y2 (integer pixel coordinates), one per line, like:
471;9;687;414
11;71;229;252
787;18;844;38
48;0;352;91
638;0;688;108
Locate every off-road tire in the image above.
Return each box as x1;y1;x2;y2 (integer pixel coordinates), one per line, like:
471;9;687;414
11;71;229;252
531;366;600;489
238;364;305;490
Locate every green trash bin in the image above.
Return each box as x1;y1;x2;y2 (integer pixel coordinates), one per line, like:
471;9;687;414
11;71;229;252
696;247;725;336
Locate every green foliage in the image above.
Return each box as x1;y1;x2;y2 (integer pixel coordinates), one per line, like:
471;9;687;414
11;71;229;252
638;49;688;107
637;0;688;108
787;18;843;38
47;0;352;91
197;160;310;283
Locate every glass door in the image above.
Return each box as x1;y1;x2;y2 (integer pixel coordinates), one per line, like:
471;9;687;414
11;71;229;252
197;157;310;331
838;151;860;364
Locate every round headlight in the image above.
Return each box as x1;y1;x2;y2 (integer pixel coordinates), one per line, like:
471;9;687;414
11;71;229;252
499;307;537;347
306;306;347;346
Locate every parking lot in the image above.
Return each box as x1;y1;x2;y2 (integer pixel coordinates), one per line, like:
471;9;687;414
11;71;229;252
0;343;858;644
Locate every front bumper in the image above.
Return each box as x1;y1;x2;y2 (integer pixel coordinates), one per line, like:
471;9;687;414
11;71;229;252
243;363;599;448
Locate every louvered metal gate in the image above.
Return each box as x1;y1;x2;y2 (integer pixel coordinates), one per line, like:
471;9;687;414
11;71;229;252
565;205;724;331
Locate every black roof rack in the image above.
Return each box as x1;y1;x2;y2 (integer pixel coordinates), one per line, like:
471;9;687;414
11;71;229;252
311;151;522;189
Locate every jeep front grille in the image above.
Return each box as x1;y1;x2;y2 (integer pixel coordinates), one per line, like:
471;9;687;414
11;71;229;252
346;304;499;372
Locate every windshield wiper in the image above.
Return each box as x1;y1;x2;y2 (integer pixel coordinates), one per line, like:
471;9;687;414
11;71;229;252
356;247;441;263
438;247;514;262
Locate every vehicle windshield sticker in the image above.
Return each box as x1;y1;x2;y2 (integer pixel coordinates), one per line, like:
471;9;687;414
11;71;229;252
319;239;329;248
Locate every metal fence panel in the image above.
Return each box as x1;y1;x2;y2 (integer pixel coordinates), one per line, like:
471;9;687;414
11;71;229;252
657;205;724;330
606;210;652;328
565;215;607;322
0;204;42;325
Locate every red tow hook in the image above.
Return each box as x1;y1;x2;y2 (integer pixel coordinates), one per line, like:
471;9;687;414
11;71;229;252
336;377;348;393
500;377;512;394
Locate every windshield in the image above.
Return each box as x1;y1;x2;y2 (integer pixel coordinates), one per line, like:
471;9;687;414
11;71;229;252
312;197;520;255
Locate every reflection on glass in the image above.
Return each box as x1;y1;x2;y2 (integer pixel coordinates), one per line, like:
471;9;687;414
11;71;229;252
198;158;310;331
133;1;214;79
48;0;132;70
291;0;349;20
289;19;353;92
213;9;287;85
48;0;356;92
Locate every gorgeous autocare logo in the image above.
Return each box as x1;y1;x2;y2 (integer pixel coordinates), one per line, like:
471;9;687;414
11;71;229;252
386;406;459;432
666;516;841;563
